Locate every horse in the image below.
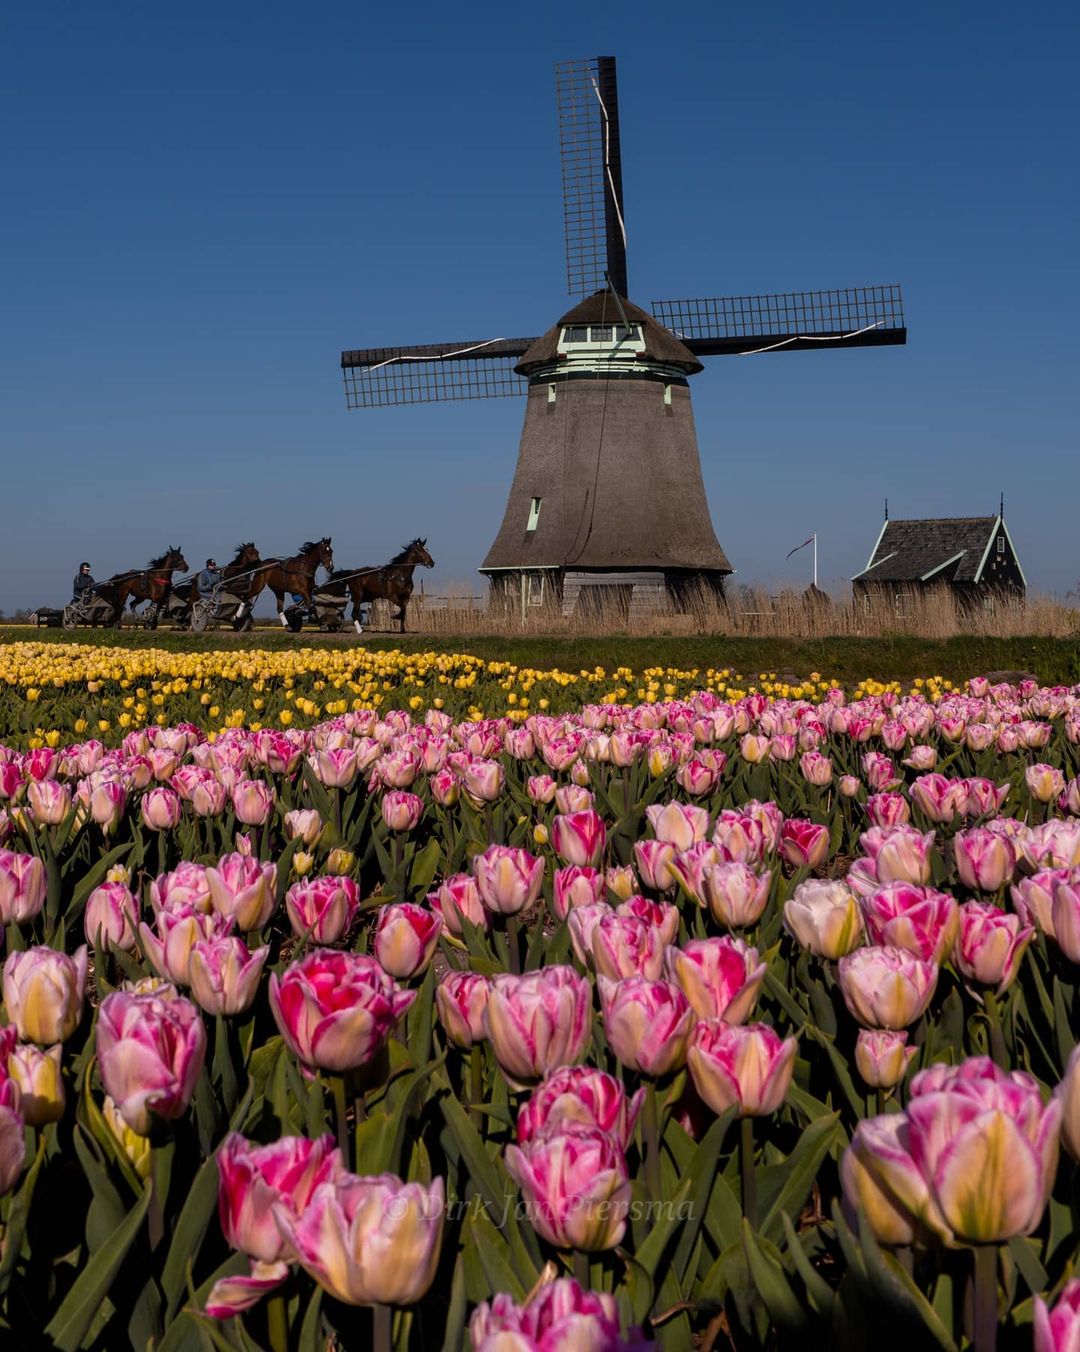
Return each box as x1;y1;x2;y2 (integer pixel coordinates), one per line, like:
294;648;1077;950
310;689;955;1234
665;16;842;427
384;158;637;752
112;547;189;628
170;543;262;629
329;538;434;634
252;539;334;627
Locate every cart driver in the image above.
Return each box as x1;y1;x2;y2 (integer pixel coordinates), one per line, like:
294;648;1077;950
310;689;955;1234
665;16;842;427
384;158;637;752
197;558;221;596
72;562;95;602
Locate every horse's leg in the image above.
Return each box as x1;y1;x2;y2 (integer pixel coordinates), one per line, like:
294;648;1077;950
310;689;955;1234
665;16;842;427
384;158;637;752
351;582;364;635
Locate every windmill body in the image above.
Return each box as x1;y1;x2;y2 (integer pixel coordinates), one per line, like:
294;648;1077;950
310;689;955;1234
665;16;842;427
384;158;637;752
340;57;906;617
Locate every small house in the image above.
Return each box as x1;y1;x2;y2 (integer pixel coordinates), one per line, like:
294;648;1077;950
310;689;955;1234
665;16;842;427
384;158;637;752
852;513;1026;613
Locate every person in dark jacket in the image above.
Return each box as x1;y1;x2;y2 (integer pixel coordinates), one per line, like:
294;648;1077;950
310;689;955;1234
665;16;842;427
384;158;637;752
72;562;95;601
197;558;221;596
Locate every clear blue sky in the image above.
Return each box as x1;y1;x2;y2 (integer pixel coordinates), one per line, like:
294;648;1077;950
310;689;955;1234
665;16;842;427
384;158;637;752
2;1;1077;612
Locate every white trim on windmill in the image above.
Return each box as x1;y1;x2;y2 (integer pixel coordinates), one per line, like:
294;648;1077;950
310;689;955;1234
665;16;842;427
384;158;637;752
920;551;967;582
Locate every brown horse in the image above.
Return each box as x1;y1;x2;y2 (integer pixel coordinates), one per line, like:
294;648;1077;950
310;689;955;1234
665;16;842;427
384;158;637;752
170;543;262;629
108;547;189;628
327;538;434;634
252;539;334;626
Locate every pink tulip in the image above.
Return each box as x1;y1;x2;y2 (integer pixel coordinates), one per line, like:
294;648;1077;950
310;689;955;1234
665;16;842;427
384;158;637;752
552;865;605;920
215;1131;342;1263
7;1043;64;1126
1052;880;1080;962
505;1128;631;1251
700;862;772;928
1027;763;1066;804
191;776;227;817
554;784;594;814
28;779;72;826
274;1172;445;1305
231;779;275;826
87;780;126;833
854;1029;917;1090
591;913;664;982
676;754;722;796
616;894;680;946
484;967;591;1089
141;786;182;830
953;901;1033;991
740;733;770;764
435;971;490;1049
377;748;421;790
150;860;211;913
285;875;359;944
632;838;678;892
283;809;323;846
310;748;358;789
470;1279;631;1352
526;774;557;804
0;849;46;923
3;945;87;1043
839;775;862;798
645;801;710;852
429;873;488;934
373;903;442;979
473;845;544;916
598;975;695;1077
461;757;505;806
837;946;939;1029
903;745;938;771
206;853;278;932
84;881;139;951
687;1020;797;1117
909;774;961;824
780;819;829;870
1011;868;1065;938
1061;777;1080;816
953;827;1017;892
429;767;459;806
269;950;415;1073
1035;1279;1080;1352
844;1057;1061;1246
799;751;833;787
551;810;606;869
860;825;934;885
0;763;25;802
664;936;766;1024
0;1100;25;1196
188;936;269;1016
96;989;206;1134
567;903;610;969
865;793;912;828
1056;1043;1080;1162
516;1066;644;1152
380;790;423;832
668;841;724;905
957;777;1011;818
859;883;959;963
140;905;233;986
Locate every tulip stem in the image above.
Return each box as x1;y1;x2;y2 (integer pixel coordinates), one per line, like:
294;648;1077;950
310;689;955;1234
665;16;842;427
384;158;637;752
373;1302;392;1352
331;1074;349;1158
642;1083;662;1201
973;1244;998;1352
740;1117;757;1228
506;916;521;974
469;1044;484;1130
983;991;1008;1070
573;1248;590;1290
267;1293;289;1352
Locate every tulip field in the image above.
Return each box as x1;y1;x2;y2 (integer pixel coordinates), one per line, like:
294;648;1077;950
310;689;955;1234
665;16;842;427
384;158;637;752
2;642;1080;1349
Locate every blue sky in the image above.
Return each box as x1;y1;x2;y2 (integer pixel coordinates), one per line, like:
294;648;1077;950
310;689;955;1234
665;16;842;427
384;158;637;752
1;1;1077;613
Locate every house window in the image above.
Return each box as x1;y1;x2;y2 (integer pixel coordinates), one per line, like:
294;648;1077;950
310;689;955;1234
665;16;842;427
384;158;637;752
526;497;541;532
997;536;1005;554
527;572;545;606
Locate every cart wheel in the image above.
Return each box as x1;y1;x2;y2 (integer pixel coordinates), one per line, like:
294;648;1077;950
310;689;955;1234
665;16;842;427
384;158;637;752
62;606;77;630
191;605;210;633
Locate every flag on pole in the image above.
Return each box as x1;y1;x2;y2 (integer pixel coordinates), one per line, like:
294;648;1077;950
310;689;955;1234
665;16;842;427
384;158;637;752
785;535;815;559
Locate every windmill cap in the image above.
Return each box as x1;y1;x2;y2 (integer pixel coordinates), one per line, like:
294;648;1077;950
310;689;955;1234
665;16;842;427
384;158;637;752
515;292;703;376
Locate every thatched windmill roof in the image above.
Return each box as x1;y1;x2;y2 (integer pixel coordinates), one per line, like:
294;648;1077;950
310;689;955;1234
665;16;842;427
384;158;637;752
515;293;703;376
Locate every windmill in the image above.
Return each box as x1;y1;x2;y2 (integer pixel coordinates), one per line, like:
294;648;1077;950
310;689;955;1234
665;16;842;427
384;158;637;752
340;56;906;618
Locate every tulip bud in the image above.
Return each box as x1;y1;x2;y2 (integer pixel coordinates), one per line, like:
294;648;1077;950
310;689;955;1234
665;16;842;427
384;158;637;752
285;875;359;944
780;819;829;871
687;1020;797;1117
664;936;765;1024
284;809;324;846
632;839;677;892
783;879;863;959
605;864;637;901
102;1094;151;1179
28;779;72;826
470;1279;628;1349
141;786;182;831
484;967;591;1089
700;862;772;929
373;904;442;979
1034;1278;1080;1352
516;1066;644;1151
84;881;139;952
551;810;606;869
381;790;423;832
837;946;939;1029
435;971;490;1049
325;847;356;876
839;775;861;798
953;901;1033;992
6;1043;64;1126
473;845;544;916
854;1029;916;1091
97;990;206;1135
188;937;269;1016
552;866;605;921
3;945;88;1044
505;1129;630;1252
0;849;47;924
206;853;278;932
598;975;695;1077
429;873;487;934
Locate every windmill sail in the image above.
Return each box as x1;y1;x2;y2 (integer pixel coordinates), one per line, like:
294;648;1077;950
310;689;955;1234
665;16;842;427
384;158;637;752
340;338;535;407
557;56;628;298
651;285;906;356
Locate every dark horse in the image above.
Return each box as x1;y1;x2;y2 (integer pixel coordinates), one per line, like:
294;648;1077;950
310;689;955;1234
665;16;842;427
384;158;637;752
108;547;189;628
252;539;334;626
325;538;434;634
170;543;262;629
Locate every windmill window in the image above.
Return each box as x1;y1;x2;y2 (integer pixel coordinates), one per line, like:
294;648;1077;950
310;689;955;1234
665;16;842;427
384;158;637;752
997;536;1005;553
564;325;589;343
591;325;613;342
527;572;545;605
526;497;542;532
